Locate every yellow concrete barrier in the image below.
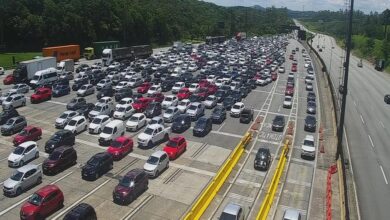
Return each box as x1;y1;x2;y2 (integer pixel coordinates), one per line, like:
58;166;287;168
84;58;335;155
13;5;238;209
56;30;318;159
184;132;252;220
256;140;290;220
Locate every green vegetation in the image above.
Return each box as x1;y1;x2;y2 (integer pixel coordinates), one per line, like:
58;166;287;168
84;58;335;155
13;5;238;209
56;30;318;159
0;0;292;52
0;52;42;69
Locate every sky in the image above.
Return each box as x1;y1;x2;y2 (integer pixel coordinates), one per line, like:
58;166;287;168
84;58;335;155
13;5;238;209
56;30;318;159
201;0;389;13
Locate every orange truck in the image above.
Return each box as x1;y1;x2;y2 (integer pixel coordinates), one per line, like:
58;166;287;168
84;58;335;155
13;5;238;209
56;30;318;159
42;45;80;62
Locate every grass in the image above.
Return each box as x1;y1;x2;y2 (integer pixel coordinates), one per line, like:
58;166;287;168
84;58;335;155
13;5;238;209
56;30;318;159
0;52;42;69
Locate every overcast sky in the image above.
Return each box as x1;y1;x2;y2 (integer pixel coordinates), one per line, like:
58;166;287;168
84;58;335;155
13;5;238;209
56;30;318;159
202;0;389;13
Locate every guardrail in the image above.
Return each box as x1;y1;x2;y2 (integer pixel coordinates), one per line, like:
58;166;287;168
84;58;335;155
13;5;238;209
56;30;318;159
256;140;290;220
183;132;253;220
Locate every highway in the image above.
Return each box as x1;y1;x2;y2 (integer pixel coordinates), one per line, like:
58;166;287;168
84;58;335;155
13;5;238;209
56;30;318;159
307;26;390;220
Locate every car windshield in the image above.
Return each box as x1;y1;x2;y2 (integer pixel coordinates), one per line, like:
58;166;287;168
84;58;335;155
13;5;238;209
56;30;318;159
166;109;174;114
19;129;28;136
111;140;123;148
49;151;61;160
196;119;206;127
165;97;173;101
70;99;77;103
93;106;103;111
144;127;154;135
232;104;240;109
5;97;13;102
102;126;113;134
119;176;134;187
147;156;159;165
67;120;77;126
285;97;292;101
6;119;15;125
129;116;139;121
87;156;100;166
28;193;43;206
92;117;102;124
13;146;25;155
206;97;214;101
174;83;181;87
10;171;24;181
32;75;40;81
304;140;314;146
59;113;69;119
119;100;129;105
167;140;178;147
179;101;187;106
188;105;197;111
118;107;126;112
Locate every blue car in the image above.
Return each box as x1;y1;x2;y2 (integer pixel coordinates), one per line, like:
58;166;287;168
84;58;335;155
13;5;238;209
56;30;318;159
52;84;70;97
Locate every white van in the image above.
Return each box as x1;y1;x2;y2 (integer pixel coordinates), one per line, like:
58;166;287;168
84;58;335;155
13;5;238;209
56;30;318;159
30;67;58;88
98;120;125;146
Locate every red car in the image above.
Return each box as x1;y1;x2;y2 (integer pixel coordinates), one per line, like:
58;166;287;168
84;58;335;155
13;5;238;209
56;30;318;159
163;136;187;160
271;72;278;81
13;126;42;146
285;85;294;96
20;185;64;220
3;74;14;85
107;136;133;160
132;97;153;112
206;84;218;95
137;82;152;94
291;64;297;72
177;88;192;100
149;92;164;103
198;79;210;88
195;87;208;100
30;87;52;103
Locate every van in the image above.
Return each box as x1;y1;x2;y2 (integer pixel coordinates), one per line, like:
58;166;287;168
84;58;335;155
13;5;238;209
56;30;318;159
99;120;125;146
30;67;58;88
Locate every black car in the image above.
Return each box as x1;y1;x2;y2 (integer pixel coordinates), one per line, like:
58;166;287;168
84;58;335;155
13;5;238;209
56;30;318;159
115;87;133;102
254;148;272;171
307;101;317;114
72;79;88;91
193;117;212;137
144;102;162;118
240;108;254;124
63;203;97;220
248;79;257;89
304;115;317;132
172;114;191;133
211;106;226;124
89;72;105;85
76;64;89;73
112;169;149;205
81;152;113;180
45;130;75;153
161;80;174;92
223;96;235;110
385;94;390;104
215;90;227;103
76;103;95;117
97;86;115;100
66;97;87;110
0;107;19;125
189;94;203;103
307;92;316;102
272;115;285;132
231;91;242;102
42;146;77;175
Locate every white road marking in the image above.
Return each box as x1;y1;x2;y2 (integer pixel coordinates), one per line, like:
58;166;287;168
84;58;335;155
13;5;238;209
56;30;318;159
217;122;226;132
278;105;281;112
368;135;375;148
360;114;365;124
47;100;67;106
379;121;385;128
379;165;389;185
354;100;357;106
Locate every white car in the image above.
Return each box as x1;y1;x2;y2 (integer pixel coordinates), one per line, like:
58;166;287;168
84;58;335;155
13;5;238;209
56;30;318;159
278;67;285;73
113;104;134;120
215;79;225;87
189;83;200;93
2;94;26;109
283;96;293;109
126;113;147;132
0;67;4;75
162;95;178;109
116;98;134;110
305;76;312;84
149;116;164;126
306;82;314;91
96;79;112;90
172;82;185;94
129;77;143;88
8;141;39;167
55;110;80;129
203;95;218;109
304;62;311;68
9;84;30;94
206;75;217;83
89;115;111;134
147;85;162;96
188;63;198;72
163;106;180;123
301;135;315;159
115;81;130;91
177;99;191;113
230;102;245;117
143;150;169;177
96;96;114;106
64;116;88;134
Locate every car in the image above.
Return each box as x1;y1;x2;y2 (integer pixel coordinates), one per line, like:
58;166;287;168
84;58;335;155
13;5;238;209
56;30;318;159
114;87;132;102
1;115;27;135
177;87;192;100
2;94;26;109
283;96;293;109
271;72;278;81
107;136;133;160
189;83;200;93
283;208;302;220
76;102;95;118
306;81;313;91
3;74;14;85
278;66;285;73
301;135;315;160
193;117;212;137
149;92;164;103
96;96;114;106
66;97;86;110
52;84;70;97
172;81;185;94
305;76;312;84
223;96;236;110
163;106;180;123
188;94;203;103
77;84;95;97
147;85;162;96
272;115;285;132
115;81;131;91
307;92;316;102
187;102;205;121
172;114;191;133
132;97;153;113
144;102;162;118
81;152;113;180
206;84;218;95
137;82;152;94
128;77;143;88
89;103;114;120
63;203;97;220
44;130;75;153
215;90;227;103
64;115;88;134
96;79;112;90
13;126;42;146
19;184;64;219
230;102;245;117
219;203;244;220
96;86;115;99
177;99;191;113
112;169;148;204
10;83;30;94
211;106;226;124
143;150;169;178
307;101;316;114
55;110;80;129
72;78;89;91
162;95;178;109
161;80;174;92
163;136;187;160
113;104;134;120
43;146;77;175
240;108;254;124
291;65;297;72
116;98;134;110
384;94;390;104
88;115;111;134
3;164;42;197
285;85;294;96
8;141;39;168
0;90;18;104
254;148;272;171
304;115;317;132
149;116;164;126
203;95;218;109
126;113;147;131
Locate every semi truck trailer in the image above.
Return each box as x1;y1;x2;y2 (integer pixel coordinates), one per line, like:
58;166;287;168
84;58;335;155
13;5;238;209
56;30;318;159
102;45;152;66
42;45;80;62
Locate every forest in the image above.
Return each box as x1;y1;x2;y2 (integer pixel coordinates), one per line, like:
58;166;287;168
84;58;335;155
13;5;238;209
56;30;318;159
0;0;293;51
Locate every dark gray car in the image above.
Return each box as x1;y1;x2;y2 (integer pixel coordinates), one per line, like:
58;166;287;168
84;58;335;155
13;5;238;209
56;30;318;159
1;116;27;135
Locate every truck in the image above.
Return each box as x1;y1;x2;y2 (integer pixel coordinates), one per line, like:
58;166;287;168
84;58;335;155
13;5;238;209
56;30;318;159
42;45;80;62
12;57;56;84
83;41;120;60
205;36;225;45
137;124;170;148
57;59;74;73
102;45;152;66
172;41;183;51
235;32;247;41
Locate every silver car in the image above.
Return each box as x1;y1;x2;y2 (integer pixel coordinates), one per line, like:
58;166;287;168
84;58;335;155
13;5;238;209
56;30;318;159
77;84;95;97
55;110;80;129
0;91;18;104
163;106;180;123
2;94;26;109
3;164;42;196
9;83;30;94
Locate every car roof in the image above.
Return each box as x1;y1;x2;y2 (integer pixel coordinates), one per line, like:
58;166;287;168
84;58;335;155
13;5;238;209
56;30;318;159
151;150;167;158
115;136;130;142
63;110;76;114
170;135;185;142
35;185;60;197
17;164;39;172
257;147;270;154
125;168;145;178
95;115;109;119
23;125;38;131
106;119;123;127
19;141;37;148
304;135;315;141
283;208;301;219
147;124;162;129
53;145;74;153
222;203;242;215
133;113;145;118
71;116;85;121
234;102;244;105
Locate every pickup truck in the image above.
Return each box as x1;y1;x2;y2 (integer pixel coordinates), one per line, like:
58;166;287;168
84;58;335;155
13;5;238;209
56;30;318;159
137;124;170;148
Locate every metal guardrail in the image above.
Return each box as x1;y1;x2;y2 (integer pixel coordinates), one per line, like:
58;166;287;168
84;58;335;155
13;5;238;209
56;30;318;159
183;132;253;220
256;140;290;220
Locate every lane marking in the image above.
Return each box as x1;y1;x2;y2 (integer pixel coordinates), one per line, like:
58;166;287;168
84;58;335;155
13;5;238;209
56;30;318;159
379;165;389;185
360;114;365;124
354;101;357;106
217;122;226;132
379;121;385;128
368;135;375;148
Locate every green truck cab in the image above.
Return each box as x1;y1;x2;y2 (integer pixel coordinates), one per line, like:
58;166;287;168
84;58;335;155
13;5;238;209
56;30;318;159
84;41;120;60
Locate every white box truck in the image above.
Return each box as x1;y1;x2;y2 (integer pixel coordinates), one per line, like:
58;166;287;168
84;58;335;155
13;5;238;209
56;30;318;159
12;57;56;84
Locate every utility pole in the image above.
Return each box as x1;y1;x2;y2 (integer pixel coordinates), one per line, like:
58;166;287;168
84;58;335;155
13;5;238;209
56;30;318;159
336;0;353;219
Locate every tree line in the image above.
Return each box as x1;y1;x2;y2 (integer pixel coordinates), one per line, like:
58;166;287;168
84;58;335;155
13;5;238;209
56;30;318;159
0;0;293;51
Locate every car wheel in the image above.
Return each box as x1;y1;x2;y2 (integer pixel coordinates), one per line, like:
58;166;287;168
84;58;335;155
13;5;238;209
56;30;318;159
22;101;26;106
109;163;113;170
95;173;99;180
16;187;22;196
155;170;160;177
166;162;169;168
58;199;64;209
98;128;101;133
35;152;39;159
164;133;169;141
36;176;42;184
84;125;87;131
148;140;153;148
19;160;24;167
